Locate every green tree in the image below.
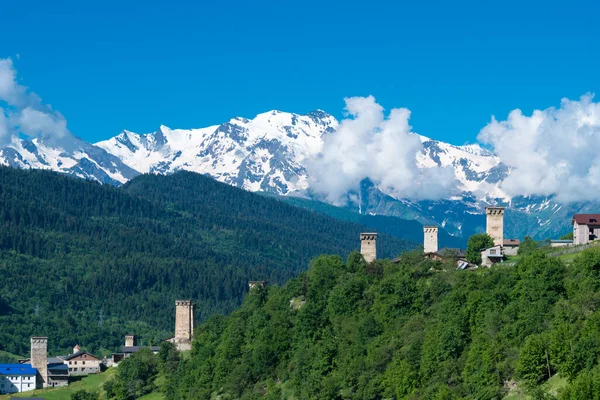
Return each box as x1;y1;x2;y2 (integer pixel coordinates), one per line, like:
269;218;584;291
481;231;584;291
518;236;539;256
560;231;574;240
465;233;495;264
112;348;158;400
71;390;99;400
157;341;179;376
516;334;552;387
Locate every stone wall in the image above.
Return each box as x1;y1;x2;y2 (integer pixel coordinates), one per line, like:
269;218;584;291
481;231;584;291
486;207;505;246
174;300;194;351
30;337;47;388
360;233;377;263
423;226;438;253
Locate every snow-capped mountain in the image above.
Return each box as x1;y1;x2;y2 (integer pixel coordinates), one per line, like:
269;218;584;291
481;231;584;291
0;133;139;185
95;109;509;201
0;108;583;240
96;110;337;195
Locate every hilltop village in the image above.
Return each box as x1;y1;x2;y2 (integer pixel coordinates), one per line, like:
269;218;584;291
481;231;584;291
1;207;598;396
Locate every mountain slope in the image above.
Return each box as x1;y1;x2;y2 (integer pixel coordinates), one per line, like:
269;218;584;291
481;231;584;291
269;193;467;248
0;167;415;357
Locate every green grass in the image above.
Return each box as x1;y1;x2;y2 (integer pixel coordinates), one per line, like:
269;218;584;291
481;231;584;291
138;392;165;400
0;368;117;400
0;368;167;400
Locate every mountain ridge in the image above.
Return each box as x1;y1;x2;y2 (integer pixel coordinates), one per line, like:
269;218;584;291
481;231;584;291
0;108;590;240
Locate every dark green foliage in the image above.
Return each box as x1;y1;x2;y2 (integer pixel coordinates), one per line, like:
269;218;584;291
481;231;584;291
560;232;574;240
71;389;100;400
164;247;600;399
106;348;158;400
519;236;540;255
465;233;495;264
0;167;415;356
157;341;180;376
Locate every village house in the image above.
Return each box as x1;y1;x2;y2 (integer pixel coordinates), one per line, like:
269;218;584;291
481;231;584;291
503;239;520;256
481;245;504;267
110;335;160;366
0;364;37;395
62;347;102;376
572;214;600;245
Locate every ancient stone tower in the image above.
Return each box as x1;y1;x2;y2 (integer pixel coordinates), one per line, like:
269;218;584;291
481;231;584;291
360;233;377;263
174;300;195;351
423;226;439;253
125;335;135;347
30;337;48;388
486;206;505;246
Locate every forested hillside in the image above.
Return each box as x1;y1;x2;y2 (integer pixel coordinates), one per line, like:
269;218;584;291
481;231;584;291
275;195;466;248
166;249;600;399
0;168;414;357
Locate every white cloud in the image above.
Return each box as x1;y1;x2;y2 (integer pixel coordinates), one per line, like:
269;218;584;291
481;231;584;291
0;57;70;144
478;94;600;202
17;107;69;138
0;108;7;139
306;96;456;204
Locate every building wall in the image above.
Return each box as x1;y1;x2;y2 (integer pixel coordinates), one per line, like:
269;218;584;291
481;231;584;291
551;241;573;248
66;354;101;376
360;233;377;263
503;246;519;256
175;300;194;351
486;207;505;246
0;374;36;394
125;335;135;347
48;375;69;388
423;227;438;254
30;337;47;388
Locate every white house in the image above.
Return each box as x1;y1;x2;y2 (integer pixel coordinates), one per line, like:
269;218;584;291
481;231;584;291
0;364;37;394
572;214;600;245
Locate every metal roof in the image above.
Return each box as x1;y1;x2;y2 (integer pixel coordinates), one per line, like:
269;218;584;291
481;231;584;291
63;351;100;361
572;214;600;225
0;363;37;375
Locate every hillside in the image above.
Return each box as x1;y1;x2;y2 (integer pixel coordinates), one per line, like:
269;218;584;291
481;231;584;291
0;167;415;357
165;249;600;399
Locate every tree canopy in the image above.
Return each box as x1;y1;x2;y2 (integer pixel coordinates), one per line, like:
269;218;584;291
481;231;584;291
0;167;414;356
160;248;600;399
465;233;495;264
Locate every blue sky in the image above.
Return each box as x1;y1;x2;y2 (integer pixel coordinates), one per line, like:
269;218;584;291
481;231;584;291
1;0;598;144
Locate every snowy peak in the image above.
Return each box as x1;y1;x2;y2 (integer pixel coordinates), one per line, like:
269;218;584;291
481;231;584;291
0;133;138;185
96;110;338;194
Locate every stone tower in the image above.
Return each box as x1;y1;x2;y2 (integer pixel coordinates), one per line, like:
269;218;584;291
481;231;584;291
486;206;505;246
423;226;439;253
30;337;48;388
125;335;135;347
174;300;195;351
360;233;377;263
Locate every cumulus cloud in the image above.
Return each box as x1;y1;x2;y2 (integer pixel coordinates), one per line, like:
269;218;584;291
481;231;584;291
306;96;456;204
0;57;70;144
478;94;600;202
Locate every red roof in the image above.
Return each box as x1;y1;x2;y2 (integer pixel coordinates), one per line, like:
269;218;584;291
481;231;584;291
503;239;520;246
572;214;600;225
